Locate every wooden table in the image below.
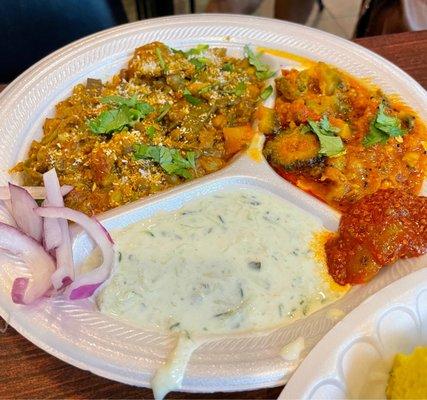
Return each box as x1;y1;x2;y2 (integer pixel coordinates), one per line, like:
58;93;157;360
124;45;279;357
0;30;426;400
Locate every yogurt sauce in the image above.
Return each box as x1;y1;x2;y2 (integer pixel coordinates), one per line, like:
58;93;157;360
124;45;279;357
92;188;345;398
97;188;343;334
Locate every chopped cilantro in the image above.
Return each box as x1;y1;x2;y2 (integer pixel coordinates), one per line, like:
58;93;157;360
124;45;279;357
88;96;154;134
146;125;156;139
133;144;197;179
234;82;246;96
155;47;167;72
156;103;171;121
88;108;130;135
256;69;276;80
170;47;185;56
101;95;137;107
189;57;208;71
244;45;270;72
363;103;407;147
183;88;203;105
260;85;273;100
222;62;234;72
185;44;209;57
308;116;345;157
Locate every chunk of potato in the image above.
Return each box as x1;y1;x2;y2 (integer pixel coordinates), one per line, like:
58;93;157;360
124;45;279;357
257;105;275;135
223;125;255;156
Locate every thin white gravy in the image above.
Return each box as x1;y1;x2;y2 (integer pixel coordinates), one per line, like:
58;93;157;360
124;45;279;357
89;188;344;398
280;336;305;362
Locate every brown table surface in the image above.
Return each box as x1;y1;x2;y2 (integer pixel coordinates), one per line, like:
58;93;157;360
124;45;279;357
0;29;426;400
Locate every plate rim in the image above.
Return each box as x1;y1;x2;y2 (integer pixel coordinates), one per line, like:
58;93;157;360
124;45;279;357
0;14;426;394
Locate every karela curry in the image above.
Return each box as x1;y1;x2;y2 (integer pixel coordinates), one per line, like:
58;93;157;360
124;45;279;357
13;42;273;215
263;62;427;212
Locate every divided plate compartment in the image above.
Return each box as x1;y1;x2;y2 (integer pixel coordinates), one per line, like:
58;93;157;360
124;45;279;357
0;14;426;394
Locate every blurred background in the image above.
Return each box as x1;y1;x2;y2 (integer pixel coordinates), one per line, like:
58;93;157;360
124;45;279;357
0;0;426;83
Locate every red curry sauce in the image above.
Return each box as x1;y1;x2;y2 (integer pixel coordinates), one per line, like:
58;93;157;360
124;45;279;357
325;189;427;285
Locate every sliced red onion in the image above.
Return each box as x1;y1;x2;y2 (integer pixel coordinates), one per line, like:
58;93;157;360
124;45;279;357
0;185;73;200
36;207;115;300
9;183;43;242
53;220;74;289
42;169;74;288
94;217;114;244
43;213;62;250
0;200;16;227
0;222;55;304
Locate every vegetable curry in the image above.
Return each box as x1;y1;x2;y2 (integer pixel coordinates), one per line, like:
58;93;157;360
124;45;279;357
13;42;270;215
325;189;427;285
264;62;427;211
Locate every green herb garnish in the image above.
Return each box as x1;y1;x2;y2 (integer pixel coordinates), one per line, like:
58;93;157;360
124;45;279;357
133;144;197;179
170;47;185;56
146;125;156;139
308;116;345;157
156;103;171;121
243;45;270;73
260;85;273;100
234;82;246;96
363;103;407;147
189;57;208;71
88;96;154;134
155;47;167;72
256;69;276;80
222;62;234;72
185;44;209;57
183;88;203;106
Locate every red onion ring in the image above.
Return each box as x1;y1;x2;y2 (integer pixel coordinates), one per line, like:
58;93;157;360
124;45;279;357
36;207;115;300
0;222;56;304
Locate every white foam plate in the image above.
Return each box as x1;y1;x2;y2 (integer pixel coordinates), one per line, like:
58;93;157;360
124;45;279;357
279;267;427;399
0;14;426;394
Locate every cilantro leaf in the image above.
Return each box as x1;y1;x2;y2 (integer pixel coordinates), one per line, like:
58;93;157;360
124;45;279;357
319;114;340;133
133;144;197;179
183;88;203;106
244;45;270;72
256;69;276;80
88;108;131;135
189;57;208;71
146;126;156;139
170;47;185;56
222;62;234;72
362;121;389;147
260;85;273;101
308;116;345;157
134;101;155;117
88;96;154;135
101;95;138;107
363;103;406;147
375;103;406;137
185;44;209;57
234;82;246;96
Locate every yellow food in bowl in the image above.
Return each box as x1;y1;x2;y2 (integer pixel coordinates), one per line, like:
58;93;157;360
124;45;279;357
386;346;427;399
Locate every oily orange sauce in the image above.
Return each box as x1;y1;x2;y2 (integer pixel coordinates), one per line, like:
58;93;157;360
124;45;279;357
325;189;427;285
264;62;427;212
